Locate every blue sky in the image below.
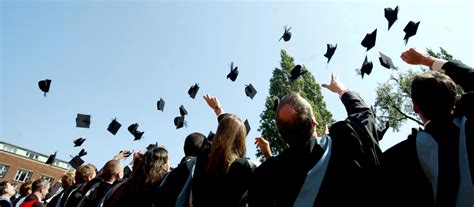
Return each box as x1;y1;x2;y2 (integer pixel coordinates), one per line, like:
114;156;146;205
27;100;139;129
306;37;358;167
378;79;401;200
2;0;473;168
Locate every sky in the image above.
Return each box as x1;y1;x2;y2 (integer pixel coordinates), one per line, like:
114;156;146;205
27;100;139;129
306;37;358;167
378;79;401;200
1;0;473;169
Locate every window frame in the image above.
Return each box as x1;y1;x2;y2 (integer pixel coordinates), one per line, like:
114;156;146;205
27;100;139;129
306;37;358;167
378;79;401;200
13;169;33;183
0;163;9;178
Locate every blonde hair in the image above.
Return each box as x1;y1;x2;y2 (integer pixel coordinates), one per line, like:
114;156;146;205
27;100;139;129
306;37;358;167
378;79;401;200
207;114;247;175
75;163;96;184
61;170;76;188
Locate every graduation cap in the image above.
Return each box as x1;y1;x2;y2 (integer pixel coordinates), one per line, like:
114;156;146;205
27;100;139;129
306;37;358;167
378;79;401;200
403;21;420;45
279;26;292;42
68;156;84;169
78;149;87;157
273;97;280;112
227;62;239;82
73;138;86;147
179;105;188;116
107;118;122;135
290;65;306;81
157;98;165;111
361;29;377;51
146;142;158;151
76;114;91;128
379;52;398;70
128;123;144;141
324;44;337;63
207;131;215;142
45;151;57;165
384;6;399;30
244;119;251;135
38;79;52;97
359;56;373;79
174;116;185;129
245;84;257;99
188;83;200;99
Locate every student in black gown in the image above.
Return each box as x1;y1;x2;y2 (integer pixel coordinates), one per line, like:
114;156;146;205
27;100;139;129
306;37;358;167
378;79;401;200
248;73;383;206
380;48;474;206
106;147;170;207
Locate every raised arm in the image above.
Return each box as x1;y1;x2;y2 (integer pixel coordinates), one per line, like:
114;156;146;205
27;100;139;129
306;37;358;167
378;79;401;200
203;94;224;117
401;48;474;92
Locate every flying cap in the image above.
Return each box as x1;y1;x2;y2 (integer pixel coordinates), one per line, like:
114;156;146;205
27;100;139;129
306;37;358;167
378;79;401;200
227;62;239;82
157;98;165;111
279;26;292;42
107;119;122;135
290;65;306;81
384;6;399;30
403;21;420;45
45;151;57;165
73;138;86;147
76;114;91;128
361;29;377;51
38;79;52;97
324;44;337;63
245;84;257;99
188;83;200;99
379;52;398;70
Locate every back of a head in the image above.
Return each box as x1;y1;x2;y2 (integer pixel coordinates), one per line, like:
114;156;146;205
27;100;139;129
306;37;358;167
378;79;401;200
183;132;208;157
75;163;97;184
102;159;122;181
411;71;457;121
19;181;33;197
130;147;169;192
207;114;247;175
276;92;315;148
0;181;10;196
32;178;50;193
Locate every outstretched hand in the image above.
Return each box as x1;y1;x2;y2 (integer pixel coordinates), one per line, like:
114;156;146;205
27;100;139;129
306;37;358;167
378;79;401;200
321;73;346;96
255;137;272;159
204;94;224;116
400;48;434;67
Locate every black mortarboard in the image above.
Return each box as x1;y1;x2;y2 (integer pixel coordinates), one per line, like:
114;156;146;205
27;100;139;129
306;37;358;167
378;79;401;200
273;97;280;112
146;142;158;151
207;131;215;142
227;62;239;82
38;79;52;97
76;114;91;128
279;26;292;42
359;56;373;79
78;149;87;157
69;155;84;169
179;105;188;116
107;119;122;135
244;119;251;135
73;138;86;147
128;123;144;141
361;29;377;51
188;83;200;99
384;6;399;30
324;44;337;63
403;21;420;45
174;116;185;129
157;98;165;111
290;65;306;81
245;84;257;99
45;151;56;165
379;52;398;70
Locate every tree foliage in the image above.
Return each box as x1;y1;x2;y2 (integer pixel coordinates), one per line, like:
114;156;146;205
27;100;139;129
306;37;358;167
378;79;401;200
373;47;454;131
257;50;334;159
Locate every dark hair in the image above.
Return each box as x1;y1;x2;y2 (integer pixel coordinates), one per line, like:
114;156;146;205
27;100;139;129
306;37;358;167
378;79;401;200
129;147;169;192
0;181;10;195
31;178;49;192
411;71;457;120
183;132;208;156
276;92;315;147
18;181;33;197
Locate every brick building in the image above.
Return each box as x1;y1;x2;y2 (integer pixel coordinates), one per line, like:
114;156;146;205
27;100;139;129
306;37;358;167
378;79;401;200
0;141;71;185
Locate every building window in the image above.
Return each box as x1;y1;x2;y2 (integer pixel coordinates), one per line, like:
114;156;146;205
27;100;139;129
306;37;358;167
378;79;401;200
13;169;32;182
41;175;54;184
0;164;9;177
2;145;17;153
25;152;39;160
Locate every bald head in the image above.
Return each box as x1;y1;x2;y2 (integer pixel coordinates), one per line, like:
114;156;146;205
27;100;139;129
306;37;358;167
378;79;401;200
276;93;317;148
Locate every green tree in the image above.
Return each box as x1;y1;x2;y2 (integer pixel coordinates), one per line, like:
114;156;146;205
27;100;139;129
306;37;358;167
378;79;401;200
373;47;454;131
257;50;334;159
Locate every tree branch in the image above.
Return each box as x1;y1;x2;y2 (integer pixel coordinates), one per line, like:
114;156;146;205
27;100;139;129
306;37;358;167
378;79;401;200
382;89;424;126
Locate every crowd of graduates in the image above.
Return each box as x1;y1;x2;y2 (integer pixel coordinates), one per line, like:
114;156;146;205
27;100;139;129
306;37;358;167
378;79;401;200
1;48;473;207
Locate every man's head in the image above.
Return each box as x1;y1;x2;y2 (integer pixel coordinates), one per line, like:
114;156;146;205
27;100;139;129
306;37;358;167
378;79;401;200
101;159;123;183
75;163;97;184
31;178;50;199
183;132;209;157
18;181;33;197
61;170;76;189
0;181;15;197
411;71;457;122
276;92;318;148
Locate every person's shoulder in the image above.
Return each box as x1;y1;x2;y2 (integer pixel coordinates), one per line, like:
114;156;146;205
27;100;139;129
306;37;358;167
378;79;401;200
0;199;12;207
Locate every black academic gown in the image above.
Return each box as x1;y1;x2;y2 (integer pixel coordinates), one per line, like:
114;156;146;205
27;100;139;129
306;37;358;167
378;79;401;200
155;157;192;207
248;91;382;207
381;60;474;207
